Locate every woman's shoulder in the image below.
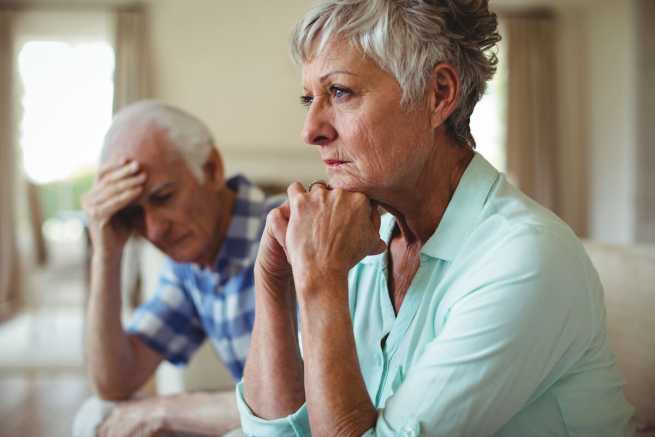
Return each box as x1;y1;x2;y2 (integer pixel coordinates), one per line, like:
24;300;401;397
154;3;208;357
472;174;585;260
446;175;603;316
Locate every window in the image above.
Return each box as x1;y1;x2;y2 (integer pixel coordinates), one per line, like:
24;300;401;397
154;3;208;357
14;10;114;242
18;41;114;185
470;30;507;172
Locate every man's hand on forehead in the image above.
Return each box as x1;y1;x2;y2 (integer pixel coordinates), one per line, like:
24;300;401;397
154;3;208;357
98;158;138;179
82;158;149;253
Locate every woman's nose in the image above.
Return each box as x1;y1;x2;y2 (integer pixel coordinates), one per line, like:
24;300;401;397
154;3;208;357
302;99;337;146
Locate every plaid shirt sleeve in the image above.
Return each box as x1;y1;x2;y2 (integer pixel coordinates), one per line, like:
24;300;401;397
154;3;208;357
126;259;206;366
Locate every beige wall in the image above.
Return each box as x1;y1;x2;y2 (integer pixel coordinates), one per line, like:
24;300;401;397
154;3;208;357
144;0;323;184
634;0;655;243
506;0;640;243
143;0;646;242
585;0;637;243
553;6;589;237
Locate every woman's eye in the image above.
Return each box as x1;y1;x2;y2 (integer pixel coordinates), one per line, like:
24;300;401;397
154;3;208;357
300;95;313;107
329;85;352;101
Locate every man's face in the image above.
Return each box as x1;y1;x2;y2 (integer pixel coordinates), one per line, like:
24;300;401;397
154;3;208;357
108;126;224;265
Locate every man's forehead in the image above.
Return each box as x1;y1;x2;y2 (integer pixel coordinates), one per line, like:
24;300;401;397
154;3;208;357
104;127;179;167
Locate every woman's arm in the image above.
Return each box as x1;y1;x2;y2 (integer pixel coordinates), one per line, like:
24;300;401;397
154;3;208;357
240;183;385;435
242;204;306;419
296;273;377;436
284;183;385;436
242;270;305;419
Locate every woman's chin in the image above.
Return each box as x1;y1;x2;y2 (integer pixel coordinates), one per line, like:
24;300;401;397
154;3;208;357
326;174;363;192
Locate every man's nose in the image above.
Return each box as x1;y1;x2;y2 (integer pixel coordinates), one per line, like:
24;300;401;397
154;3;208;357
143;211;170;244
302;99;337;146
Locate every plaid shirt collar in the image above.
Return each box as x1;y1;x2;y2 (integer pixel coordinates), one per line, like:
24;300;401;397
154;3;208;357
207;174;268;279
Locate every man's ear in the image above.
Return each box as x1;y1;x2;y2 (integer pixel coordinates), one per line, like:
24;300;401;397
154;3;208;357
427;63;461;129
202;147;225;188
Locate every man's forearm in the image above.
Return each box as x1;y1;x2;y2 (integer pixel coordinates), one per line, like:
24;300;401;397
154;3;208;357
86;250;143;398
100;391;240;436
160;391;241;434
242;274;305;419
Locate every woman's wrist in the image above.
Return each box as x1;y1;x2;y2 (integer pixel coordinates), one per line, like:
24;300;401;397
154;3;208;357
294;269;349;307
254;267;296;312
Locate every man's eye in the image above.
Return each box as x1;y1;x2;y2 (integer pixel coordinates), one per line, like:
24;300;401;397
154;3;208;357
116;205;143;225
300;95;313;107
152;193;172;205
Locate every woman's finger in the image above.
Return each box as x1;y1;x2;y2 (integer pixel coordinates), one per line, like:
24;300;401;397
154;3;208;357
287;182;306;198
277;201;290;220
287;182;308;211
308;180;330;192
269;208;290;257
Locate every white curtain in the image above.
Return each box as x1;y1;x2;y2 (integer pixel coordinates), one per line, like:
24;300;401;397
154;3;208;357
0;10;20;319
113;6;150;308
113;6;150;111
635;0;655;243
505;14;560;213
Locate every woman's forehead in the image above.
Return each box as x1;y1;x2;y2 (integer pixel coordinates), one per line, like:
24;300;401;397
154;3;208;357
302;41;383;83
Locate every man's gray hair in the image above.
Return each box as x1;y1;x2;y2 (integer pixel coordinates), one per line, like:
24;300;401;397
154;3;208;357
101;100;215;182
290;0;501;148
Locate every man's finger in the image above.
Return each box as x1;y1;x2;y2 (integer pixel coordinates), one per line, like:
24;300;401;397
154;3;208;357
92;172;147;206
97;158;128;179
103;160;141;183
94;186;143;220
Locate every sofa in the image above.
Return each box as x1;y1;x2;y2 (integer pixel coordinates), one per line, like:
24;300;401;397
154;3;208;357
583;241;655;435
138;240;655;434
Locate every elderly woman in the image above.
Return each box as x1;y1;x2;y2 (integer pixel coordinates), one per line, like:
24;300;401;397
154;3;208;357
237;1;634;436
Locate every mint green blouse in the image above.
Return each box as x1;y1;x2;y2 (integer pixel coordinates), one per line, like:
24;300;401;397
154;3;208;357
236;154;634;436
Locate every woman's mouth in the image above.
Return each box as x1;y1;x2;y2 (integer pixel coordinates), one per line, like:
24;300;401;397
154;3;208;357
323;159;348;168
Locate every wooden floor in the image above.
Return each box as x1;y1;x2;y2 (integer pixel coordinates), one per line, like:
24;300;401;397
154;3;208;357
0;371;91;437
0;235;90;437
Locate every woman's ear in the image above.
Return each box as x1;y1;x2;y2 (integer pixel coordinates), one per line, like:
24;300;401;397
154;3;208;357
427;63;461;129
202;147;225;188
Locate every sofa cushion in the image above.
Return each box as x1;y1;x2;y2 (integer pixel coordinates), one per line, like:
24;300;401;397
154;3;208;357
584;241;655;433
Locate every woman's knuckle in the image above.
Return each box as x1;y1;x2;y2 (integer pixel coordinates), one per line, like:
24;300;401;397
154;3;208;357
352;192;367;203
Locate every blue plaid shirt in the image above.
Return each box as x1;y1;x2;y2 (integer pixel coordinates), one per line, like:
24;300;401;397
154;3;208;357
127;175;283;380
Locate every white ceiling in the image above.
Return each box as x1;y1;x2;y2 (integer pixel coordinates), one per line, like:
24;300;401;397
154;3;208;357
10;0;599;7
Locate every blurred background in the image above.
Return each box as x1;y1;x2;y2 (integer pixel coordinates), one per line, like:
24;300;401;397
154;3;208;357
0;0;652;436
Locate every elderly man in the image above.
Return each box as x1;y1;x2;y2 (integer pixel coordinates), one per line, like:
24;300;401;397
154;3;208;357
75;101;280;436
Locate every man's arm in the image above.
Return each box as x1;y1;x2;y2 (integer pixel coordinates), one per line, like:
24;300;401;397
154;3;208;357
82;159;162;399
85;248;163;400
98;390;240;436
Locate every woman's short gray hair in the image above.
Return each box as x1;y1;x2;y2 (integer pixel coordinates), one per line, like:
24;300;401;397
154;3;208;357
101;100;215;182
290;0;501;148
